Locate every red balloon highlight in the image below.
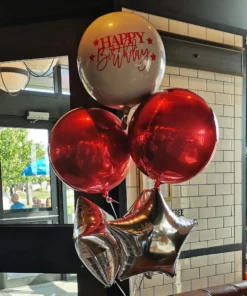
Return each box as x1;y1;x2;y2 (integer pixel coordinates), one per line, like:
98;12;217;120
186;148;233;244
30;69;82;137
128;89;219;184
49;107;130;194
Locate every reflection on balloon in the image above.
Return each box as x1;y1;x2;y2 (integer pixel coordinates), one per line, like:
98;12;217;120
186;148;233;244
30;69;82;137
128;88;219;184
108;188;197;280
77;11;166;111
74;197;120;287
49;107;130;195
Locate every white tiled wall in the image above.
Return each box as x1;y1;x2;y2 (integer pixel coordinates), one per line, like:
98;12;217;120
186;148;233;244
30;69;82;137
122;8;243;47
126;68;243;296
128;252;242;296
123;8;244;296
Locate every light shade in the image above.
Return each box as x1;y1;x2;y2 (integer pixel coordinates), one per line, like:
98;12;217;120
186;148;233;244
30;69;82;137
24;58;58;76
0;62;29;94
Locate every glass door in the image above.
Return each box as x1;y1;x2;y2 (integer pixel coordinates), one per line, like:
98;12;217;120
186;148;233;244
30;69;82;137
0;55;78;293
0;126;61;288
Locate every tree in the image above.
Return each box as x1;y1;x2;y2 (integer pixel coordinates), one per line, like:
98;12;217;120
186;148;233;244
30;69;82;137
0;128;47;188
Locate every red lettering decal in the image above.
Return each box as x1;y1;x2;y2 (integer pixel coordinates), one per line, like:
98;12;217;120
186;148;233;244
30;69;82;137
112;35;121;47
118;33;128;46
95;32;153;71
99;36;111;49
135;32;145;43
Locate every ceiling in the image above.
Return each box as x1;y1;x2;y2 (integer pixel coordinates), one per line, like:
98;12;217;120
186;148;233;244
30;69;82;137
0;0;115;27
2;0;247;32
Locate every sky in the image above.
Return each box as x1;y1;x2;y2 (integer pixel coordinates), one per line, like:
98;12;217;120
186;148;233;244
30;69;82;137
27;128;49;150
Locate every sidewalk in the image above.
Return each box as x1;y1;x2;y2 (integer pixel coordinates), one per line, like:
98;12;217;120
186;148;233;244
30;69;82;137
0;281;77;296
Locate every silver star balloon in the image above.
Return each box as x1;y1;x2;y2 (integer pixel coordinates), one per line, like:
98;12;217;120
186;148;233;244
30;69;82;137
107;188;197;281
74;197;120;287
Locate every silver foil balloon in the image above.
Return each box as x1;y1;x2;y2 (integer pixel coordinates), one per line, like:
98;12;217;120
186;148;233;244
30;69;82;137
77;11;166;111
74;197;120;287
108;188;197;281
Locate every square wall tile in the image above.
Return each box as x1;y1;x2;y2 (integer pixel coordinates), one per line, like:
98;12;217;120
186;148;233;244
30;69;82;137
234;35;243;47
215;93;232;105
209;275;224;287
189;24;206;39
207;173;224;184
191;278;208;290
235;95;242;117
190;196;207;208
235;251;242;272
170;75;188;88
155;284;173;296
235;205;242;226
189;78;206;90
224;82;234;94
216;206;232;217
197;91;215;103
176;258;191;271
208;217;223;229
207;28;223;43
225;273;235;284
166;66;179;75
208;239;223;247
182;268;199;281
200;265;216;277
235;77;243;95
198;71;215;80
169;20;188;35
180;68;197;77
208;195;223;207
161;74;170;88
191;256;208;268
141;288;154;296
207;80;223;93
191;241;207;249
223;32;235;46
217;263;232;275
215;73;232;82
235;118;242;140
173;281;191;294
235;271;243;282
234;226;242;243
149;14;169;31
133;10;149;19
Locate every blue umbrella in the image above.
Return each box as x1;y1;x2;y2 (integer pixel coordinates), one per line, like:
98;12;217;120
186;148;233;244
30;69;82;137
21;157;50;176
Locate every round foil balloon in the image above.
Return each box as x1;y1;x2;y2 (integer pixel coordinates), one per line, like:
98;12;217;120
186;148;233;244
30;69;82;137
49;107;130;194
77;11;166;111
128;89;219;184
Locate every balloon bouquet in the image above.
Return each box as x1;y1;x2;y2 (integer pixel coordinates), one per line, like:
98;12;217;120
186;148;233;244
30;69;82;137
49;11;219;292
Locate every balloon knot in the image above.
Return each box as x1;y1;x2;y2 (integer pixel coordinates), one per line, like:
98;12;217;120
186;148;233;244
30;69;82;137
154;180;161;188
102;190;119;204
102;190;108;198
123;106;130;116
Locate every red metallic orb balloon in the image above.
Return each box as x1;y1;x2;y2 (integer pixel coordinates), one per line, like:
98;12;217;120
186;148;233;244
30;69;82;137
128;89;219;184
49;108;130;194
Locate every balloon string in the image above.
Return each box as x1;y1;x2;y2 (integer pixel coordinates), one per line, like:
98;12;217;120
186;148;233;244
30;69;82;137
102;190;119;204
115;281;127;296
109;202;118;219
133;274;144;296
102;190;119;219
